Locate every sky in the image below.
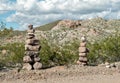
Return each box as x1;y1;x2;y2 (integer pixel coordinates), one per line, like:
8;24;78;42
0;0;120;30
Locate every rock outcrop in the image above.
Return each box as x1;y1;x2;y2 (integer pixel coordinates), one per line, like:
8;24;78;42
57;20;81;28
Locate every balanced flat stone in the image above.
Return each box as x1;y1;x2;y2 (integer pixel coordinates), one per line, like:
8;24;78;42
23;56;32;63
27;33;35;35
79;53;87;57
25;45;41;51
26;35;35;39
26;39;39;45
80;42;86;47
79;57;88;62
27;29;35;33
25;51;39;56
79;47;87;53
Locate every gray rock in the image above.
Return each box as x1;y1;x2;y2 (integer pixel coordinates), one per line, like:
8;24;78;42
80;42;86;47
79;53;87;57
28;24;33;29
23;56;32;63
110;63;116;68
25;51;39;56
26;39;39;45
25;45;41;51
34;57;40;62
27;29;35;33
81;36;86;42
79;47;87;53
26;34;35;39
79;57;88;62
22;63;32;71
33;62;42;70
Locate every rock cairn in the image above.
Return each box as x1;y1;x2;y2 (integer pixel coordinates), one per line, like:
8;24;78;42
23;25;42;70
77;36;89;66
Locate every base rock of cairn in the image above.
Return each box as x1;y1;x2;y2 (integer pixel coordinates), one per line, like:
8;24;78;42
22;25;42;70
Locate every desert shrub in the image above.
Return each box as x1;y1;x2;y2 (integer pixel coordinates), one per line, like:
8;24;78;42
0;33;120;68
88;32;120;65
0;39;78;68
40;39;79;67
0;43;24;68
0;28;12;37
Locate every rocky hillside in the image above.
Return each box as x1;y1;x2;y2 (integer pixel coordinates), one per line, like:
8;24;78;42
35;17;120;45
0;17;120;69
0;17;120;46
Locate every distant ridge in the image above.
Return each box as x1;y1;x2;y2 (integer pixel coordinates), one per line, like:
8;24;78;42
35;20;61;31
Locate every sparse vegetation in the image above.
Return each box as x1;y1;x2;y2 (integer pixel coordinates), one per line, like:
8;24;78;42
0;43;24;68
88;31;120;65
0;18;120;69
0;22;14;38
0;32;120;68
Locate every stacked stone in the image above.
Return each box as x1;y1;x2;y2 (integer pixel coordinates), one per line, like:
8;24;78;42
23;25;42;70
77;36;89;66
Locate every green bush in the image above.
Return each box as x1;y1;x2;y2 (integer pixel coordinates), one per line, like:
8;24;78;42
40;39;79;67
0;33;120;68
0;43;24;68
0;39;79;68
88;33;120;65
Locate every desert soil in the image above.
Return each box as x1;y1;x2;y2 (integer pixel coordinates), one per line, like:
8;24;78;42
0;65;120;83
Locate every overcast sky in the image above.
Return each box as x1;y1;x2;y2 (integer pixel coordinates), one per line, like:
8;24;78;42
0;0;120;30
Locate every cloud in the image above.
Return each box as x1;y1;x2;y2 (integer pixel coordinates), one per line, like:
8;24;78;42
1;0;120;30
0;0;15;14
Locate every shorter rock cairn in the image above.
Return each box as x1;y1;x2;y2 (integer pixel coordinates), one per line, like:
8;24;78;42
23;25;42;70
77;36;89;66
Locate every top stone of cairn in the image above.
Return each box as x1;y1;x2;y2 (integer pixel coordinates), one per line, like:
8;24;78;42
81;36;86;42
28;24;33;30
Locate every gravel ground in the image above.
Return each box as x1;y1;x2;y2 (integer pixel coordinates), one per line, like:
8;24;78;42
0;65;120;83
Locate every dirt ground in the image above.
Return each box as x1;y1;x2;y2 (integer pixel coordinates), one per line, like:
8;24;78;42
0;65;120;83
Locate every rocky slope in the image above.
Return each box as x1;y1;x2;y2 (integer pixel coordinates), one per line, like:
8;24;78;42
0;17;120;46
35;17;120;46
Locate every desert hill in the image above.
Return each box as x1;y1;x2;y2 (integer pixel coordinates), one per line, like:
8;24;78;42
0;17;120;46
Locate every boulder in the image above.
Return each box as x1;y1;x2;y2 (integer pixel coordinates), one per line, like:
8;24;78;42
33;62;42;70
22;63;32;70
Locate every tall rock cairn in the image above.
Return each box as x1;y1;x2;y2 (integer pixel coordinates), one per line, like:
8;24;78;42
23;25;42;70
77;36;89;66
